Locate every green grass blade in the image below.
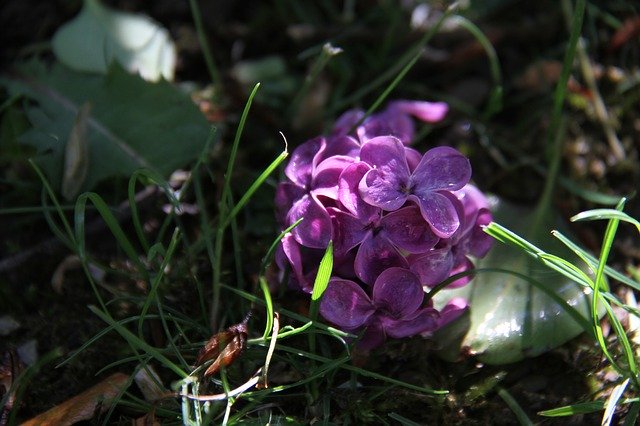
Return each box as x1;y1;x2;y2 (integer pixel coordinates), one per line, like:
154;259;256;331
138;228;181;337
603;378;630;426
222;149;289;229
539;401;605;416
496;386;534;426
449;16;503;119
571;208;640;234
89;305;188;378
623;401;640;426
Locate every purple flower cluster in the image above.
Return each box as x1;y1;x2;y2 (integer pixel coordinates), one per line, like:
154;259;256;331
275;100;493;349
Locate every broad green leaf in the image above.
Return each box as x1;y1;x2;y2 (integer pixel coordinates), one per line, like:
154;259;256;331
1;60;211;195
52;0;176;81
432;197;602;364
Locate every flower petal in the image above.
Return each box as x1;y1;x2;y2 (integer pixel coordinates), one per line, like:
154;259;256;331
408;248;454;287
357;111;414;145
320;278;375;329
372;267;423;317
288;194;332;248
446;256;474;288
320;135;360;161
355;234;408;285
359;137;411;211
357;317;386;350
330;208;370;255
389;100;449;123
468;208;494;258
312;155;354;199
438;298;468;328
332;109;365;136
274;182;305;225
382;307;439;338
409;191;461;238
411;146;471;193
381;205;439;254
284;136;325;187
338;162;378;219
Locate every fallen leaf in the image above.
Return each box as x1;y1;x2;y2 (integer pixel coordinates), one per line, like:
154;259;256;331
195;314;250;377
61;102;91;200
21;372;128;426
134;365;166;402
52;0;176;81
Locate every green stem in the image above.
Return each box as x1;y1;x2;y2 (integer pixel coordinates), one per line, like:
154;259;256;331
188;0;220;87
531;0;586;235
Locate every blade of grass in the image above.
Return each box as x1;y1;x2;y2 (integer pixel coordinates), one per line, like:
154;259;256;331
89;305;188;378
496;386;534;426
331;3;456;113
211;83;261;329
188;0;220;86
603;378;630;426
449;15;503;119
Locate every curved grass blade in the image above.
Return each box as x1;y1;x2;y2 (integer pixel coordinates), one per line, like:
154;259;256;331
89;305;188;378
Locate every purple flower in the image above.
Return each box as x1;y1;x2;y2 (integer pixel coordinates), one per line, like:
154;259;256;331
319;267;439;349
409;184;493;288
357;100;449;145
358;136;471;238
332;162;438;284
275;136;358;248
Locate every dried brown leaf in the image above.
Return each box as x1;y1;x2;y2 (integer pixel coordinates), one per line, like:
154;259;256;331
21;372;128;426
195;314;250;377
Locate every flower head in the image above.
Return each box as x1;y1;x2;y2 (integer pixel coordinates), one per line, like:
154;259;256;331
358;136;471;238
319;268;439;349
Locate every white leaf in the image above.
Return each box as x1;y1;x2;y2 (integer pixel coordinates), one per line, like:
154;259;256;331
52;0;176;81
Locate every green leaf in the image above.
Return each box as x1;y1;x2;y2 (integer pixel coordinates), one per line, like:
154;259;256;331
52;0;176;81
1;60;211;195
432;197;601;364
311;241;334;302
539;401;605;417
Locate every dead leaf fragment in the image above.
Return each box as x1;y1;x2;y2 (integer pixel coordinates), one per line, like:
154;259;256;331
195;314;250;377
21;372;128;426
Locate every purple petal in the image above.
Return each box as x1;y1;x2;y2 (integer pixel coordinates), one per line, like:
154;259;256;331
357;317;386;350
319;278;375;329
438;298;468;328
285;137;325;187
274;182;305;225
359;137;411;211
319;135;361;161
372;267;423;317
355;233;408;285
311;155;354;199
288;194;332;248
389;100;449;123
358;111;415;145
277;233;312;292
330;208;371;255
381;205;439;254
338;162;378;220
446;256;474;288
409;191;461;238
411;146;471;193
468;208;494;258
408;248;454;287
405;147;422;172
333;109;365;136
382;307;439;338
